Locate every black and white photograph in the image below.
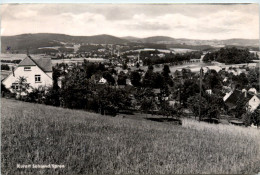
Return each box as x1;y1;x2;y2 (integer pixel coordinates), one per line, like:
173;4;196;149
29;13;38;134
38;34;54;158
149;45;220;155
1;3;260;174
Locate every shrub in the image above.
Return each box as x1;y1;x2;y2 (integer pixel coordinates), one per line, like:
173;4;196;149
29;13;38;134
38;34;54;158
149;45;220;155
24;88;45;103
242;113;252;127
242;109;260;127
44;87;60;107
1;83;10;97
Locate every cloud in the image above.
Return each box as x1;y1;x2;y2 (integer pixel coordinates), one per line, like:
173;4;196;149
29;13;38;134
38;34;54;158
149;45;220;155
0;4;259;40
128;22;171;30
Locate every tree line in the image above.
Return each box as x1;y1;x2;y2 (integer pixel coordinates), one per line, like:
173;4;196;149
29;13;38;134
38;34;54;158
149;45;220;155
142;51;202;65
203;47;259;64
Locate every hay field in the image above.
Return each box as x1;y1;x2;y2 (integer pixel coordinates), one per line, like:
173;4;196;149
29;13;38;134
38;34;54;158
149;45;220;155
1;98;260;174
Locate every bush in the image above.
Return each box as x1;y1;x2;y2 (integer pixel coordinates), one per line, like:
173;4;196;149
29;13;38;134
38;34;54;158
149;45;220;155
242;113;252;127
24;88;45;103
44;87;60;106
250;109;260;127
1;83;9;93
1;83;11;97
242;109;260;127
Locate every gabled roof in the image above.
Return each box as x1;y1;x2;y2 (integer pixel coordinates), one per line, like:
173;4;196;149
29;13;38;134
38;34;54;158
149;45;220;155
225;89;254;108
19;56;36;66
33;57;52;72
19;55;52;72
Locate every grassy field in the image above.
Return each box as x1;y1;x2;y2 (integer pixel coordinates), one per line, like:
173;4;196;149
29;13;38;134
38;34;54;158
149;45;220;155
1;98;260;174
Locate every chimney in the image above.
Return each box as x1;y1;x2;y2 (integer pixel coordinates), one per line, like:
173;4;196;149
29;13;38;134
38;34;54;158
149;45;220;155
26;48;30;56
244;90;247;98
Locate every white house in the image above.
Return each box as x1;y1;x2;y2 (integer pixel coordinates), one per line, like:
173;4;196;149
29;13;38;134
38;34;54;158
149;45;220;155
248;95;260;111
98;77;107;84
2;55;53;93
206;89;212;95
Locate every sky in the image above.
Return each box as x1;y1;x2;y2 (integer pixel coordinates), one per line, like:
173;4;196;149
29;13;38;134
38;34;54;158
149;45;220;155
1;3;259;40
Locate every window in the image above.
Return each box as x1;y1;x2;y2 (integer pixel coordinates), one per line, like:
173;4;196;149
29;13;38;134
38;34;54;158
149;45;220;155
35;75;41;83
24;67;31;71
11;83;19;90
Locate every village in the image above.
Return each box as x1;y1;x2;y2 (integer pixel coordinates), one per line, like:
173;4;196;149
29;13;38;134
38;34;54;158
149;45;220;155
1;45;260;127
2;3;260;175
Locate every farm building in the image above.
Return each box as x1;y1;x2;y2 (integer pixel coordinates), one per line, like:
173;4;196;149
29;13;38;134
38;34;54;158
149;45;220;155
2;55;53;94
224;89;260;112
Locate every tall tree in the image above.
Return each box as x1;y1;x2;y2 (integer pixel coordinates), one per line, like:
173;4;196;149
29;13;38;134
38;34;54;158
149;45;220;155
162;65;173;87
130;71;141;87
117;71;127;85
103;71;115;85
162;65;171;76
203;69;222;91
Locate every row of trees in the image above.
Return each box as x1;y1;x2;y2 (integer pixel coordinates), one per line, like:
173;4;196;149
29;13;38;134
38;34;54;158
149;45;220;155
1;60;21;64
142;51;202;65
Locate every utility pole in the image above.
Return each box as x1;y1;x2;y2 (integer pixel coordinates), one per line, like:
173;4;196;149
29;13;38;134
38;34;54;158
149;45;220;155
199;67;203;121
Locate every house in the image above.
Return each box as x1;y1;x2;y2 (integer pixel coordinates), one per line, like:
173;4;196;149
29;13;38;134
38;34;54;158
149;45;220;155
169;100;177;107
248;95;260;111
152;88;161;95
248;88;257;94
223;90;233;101
126;78;132;86
224;89;260;112
2;55;53;93
206;89;212;95
98;77;107;84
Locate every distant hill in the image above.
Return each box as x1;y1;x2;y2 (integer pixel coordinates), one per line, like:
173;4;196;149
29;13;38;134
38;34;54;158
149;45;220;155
1;33;259;54
1;33;128;53
122;35;259;47
142;36;176;43
73;34;128;44
121;36;176;44
222;39;259;47
120;36;142;42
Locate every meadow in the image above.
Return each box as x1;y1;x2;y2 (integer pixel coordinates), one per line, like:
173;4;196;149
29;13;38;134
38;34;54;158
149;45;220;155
1;98;260;174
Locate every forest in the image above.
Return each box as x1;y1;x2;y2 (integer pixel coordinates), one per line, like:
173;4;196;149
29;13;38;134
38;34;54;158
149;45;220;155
203;47;259;64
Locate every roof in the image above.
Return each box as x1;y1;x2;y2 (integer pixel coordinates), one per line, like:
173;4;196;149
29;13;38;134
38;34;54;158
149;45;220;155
225;89;254;109
19;55;52;72
153;88;161;94
229;120;244;125
19;56;36;66
248;88;257;94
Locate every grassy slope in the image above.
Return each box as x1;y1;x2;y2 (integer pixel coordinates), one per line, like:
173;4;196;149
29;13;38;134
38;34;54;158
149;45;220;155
1;98;260;174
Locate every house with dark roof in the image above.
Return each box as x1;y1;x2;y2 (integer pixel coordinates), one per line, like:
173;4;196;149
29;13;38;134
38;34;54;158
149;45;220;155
224;89;260;112
2;55;53;93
